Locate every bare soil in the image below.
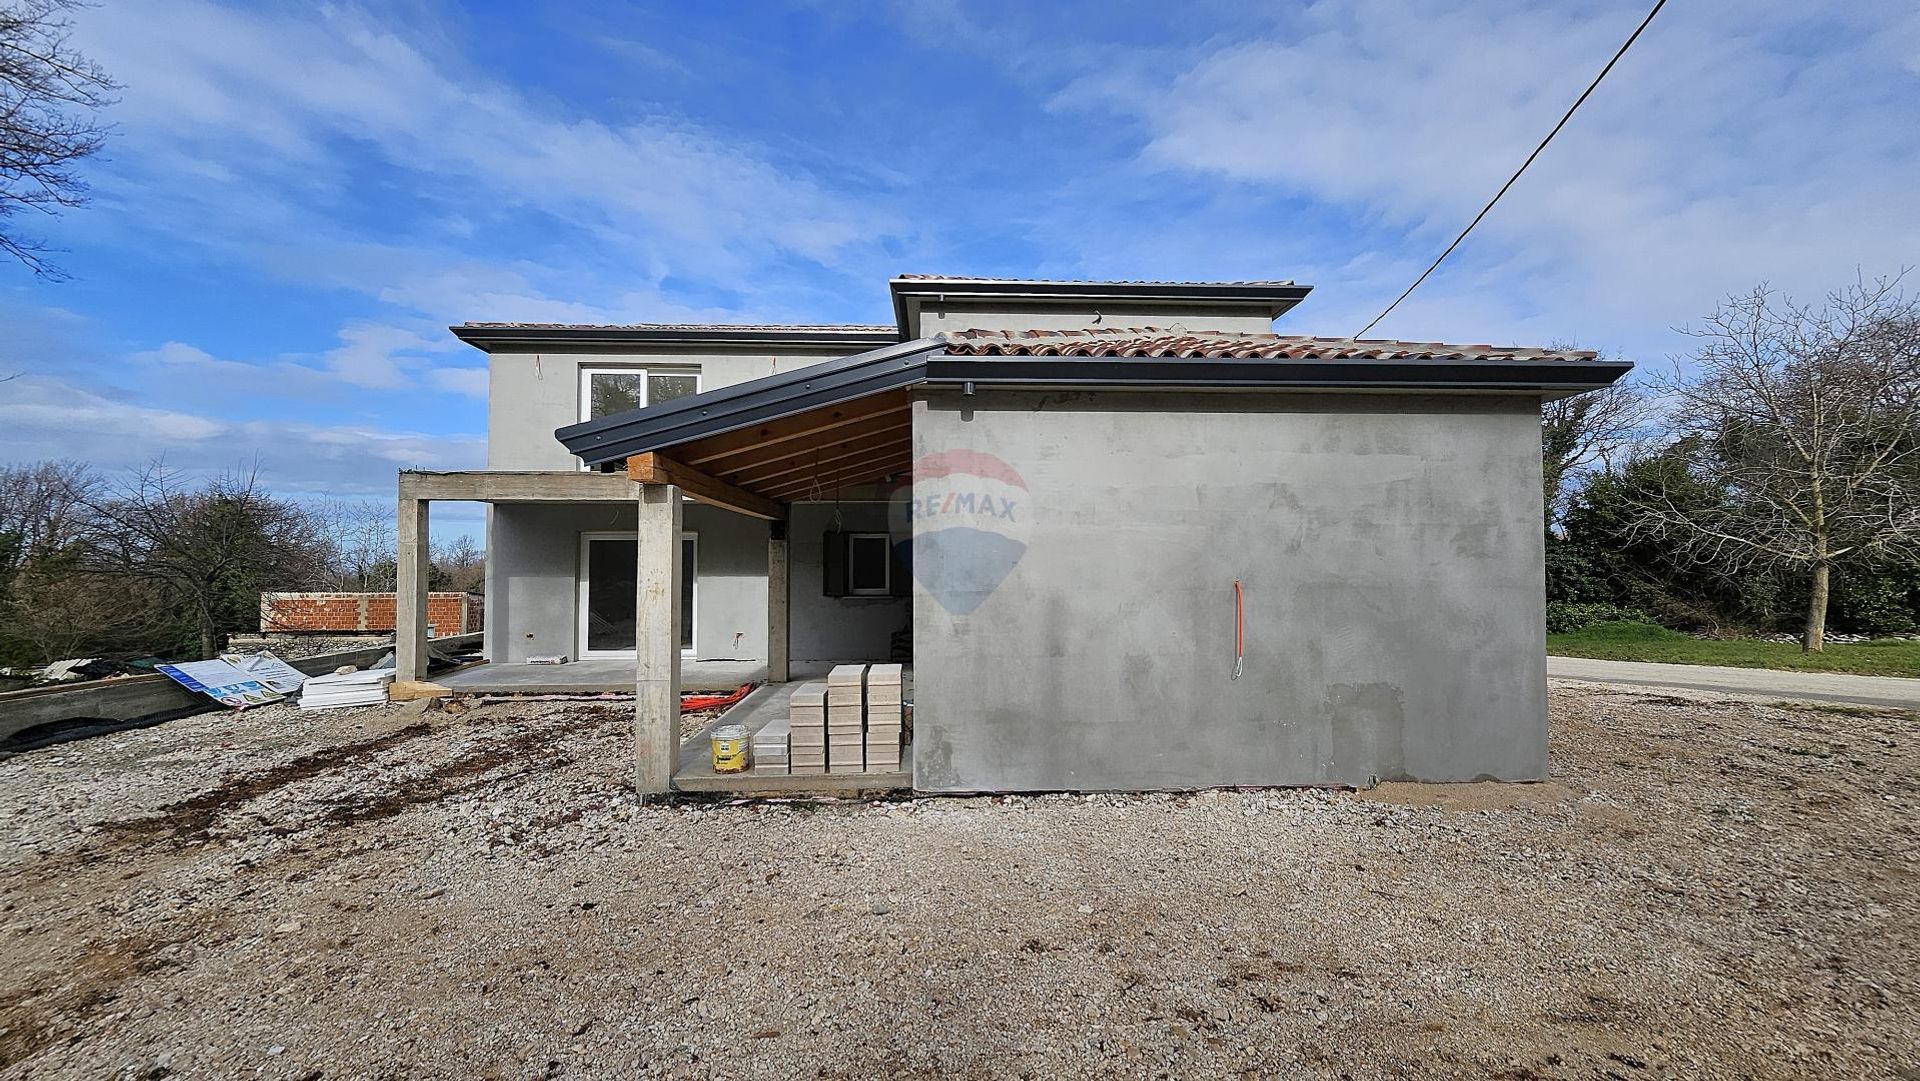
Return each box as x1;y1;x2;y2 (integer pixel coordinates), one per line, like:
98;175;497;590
0;684;1914;1079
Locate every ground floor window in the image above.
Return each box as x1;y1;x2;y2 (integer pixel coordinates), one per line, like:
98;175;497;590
578;532;696;656
847;533;891;595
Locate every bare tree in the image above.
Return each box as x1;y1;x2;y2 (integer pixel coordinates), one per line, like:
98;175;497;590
0;458;94;559
75;463;332;658
0;0;117;277
1632;276;1920;651
0;459;142;663
314;499;398;591
431;533;485;594
1542;372;1648;531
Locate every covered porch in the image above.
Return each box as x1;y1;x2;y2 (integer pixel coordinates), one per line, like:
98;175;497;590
398;378;915;796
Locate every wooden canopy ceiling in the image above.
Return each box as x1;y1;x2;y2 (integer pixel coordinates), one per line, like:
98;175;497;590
626;390;910;518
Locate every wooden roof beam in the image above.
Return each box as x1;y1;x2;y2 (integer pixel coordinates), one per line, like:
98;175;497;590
677;390;910;468
627;453;784;520
721;427;913;488
762;453;913;501
701;413;911;478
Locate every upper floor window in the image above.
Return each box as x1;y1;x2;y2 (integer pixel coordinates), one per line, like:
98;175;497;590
578;367;700;422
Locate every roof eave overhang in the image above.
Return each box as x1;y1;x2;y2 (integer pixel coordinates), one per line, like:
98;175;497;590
921;356;1634;393
451;324;900;353
557;337;943;466
557;343;1632;467
888;279;1314;337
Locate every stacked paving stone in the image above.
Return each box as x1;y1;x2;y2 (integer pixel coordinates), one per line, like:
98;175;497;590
787;683;827;775
826;664;868;774
750;714;790;775
864;663;903;773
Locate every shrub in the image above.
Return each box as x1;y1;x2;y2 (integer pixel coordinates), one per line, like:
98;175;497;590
1546;601;1654;634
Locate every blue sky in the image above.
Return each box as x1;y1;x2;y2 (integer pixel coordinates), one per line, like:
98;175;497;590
2;0;1917;543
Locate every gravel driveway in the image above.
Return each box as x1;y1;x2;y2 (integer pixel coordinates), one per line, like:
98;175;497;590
0;684;1913;1079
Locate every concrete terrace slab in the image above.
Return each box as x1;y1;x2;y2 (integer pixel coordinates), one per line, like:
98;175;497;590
442;659;766;695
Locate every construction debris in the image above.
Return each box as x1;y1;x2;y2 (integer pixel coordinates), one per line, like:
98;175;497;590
389;680;453;702
751;714;791;774
298;668;396;710
826;664;866;774
788;683;826;775
865;663;902;774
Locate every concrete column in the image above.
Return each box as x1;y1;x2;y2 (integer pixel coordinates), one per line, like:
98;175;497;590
767;519;790;683
634;484;683;797
395;496;431;681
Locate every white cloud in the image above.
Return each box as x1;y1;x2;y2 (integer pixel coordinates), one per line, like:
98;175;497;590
0;376;225;443
1046;0;1920;355
428;367;488;399
130;321;460;402
0;374;482;499
76;1;896;283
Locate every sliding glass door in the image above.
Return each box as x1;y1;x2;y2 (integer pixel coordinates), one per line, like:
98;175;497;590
578;532;695;657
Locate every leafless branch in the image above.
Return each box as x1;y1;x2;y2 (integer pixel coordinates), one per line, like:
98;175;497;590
0;0;118;278
1629;272;1920;648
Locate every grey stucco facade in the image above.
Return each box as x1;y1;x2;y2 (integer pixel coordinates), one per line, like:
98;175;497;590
480;341;899;665
909;389;1549;792
486;347;868;472
486;501;770;663
483;498;907;667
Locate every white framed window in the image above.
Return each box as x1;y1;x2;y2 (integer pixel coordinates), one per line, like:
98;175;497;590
846;532;892;596
577;366;700;470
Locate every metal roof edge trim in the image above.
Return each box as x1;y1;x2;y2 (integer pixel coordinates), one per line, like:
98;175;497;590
887;278;1314;336
919;356;1634;390
557;346;1631;468
451;324;901;353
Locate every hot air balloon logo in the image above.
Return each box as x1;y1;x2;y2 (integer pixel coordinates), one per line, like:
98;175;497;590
892;449;1029;616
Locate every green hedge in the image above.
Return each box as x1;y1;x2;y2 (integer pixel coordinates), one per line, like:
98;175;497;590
1545;601;1653;634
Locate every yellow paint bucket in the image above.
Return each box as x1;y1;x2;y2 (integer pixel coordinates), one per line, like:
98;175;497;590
710;723;751;774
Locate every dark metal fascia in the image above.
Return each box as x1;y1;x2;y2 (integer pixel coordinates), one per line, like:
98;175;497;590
917;356;1635;392
887;279;1315;336
451;324;900;353
556;338;944;465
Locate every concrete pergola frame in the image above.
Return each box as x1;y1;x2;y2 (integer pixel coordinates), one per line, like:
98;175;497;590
395;470;791;796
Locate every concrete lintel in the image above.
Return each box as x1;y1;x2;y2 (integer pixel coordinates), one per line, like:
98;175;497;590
398;470;640;503
633;483;683;796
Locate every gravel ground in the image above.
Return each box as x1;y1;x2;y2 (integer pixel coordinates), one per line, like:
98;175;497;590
0;683;1914;1080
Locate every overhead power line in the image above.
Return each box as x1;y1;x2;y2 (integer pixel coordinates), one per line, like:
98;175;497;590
1354;0;1669;338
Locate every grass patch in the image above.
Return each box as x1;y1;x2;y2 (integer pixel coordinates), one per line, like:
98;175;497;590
1548;621;1920;678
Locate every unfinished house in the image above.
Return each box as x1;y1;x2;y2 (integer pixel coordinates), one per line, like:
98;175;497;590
397;276;1630;795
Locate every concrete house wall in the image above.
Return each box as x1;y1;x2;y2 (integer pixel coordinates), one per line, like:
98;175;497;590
483;344;876;663
486;502;770;663
487;347;867;471
481;340;933;665
909;389;1548;792
788;502;910;669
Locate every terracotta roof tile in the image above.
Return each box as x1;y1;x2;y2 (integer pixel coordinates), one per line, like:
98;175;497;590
937;327;1598;362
